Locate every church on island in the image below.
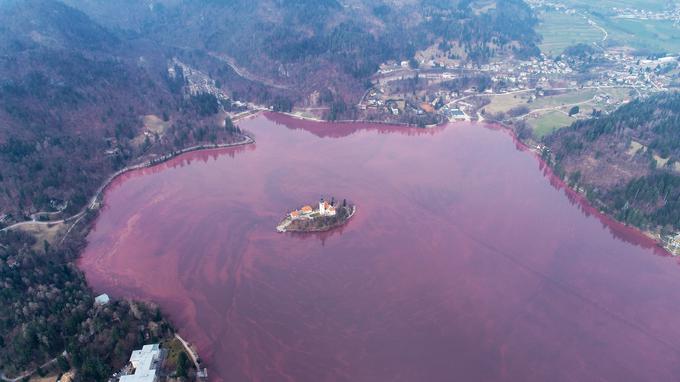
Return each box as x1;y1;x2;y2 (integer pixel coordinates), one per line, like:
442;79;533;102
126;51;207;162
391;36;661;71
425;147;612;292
290;199;336;220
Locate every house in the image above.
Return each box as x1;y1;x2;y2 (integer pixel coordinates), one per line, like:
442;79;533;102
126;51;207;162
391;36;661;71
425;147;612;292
94;293;110;306
289;200;337;221
670;234;680;254
120;344;163;382
290;205;313;220
318;199;336;217
420;102;435;113
446;108;469;121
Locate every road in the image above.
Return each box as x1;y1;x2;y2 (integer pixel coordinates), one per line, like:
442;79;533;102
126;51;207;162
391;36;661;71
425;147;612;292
2;135;256;242
587;17;609;43
0;351;66;382
175;333;203;374
208;52;289;90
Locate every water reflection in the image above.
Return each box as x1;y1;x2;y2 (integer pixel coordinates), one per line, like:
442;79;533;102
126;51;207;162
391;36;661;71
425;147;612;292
105;143;256;195
265;112;446;139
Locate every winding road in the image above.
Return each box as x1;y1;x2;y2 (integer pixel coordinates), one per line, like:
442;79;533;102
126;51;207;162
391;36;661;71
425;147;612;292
1;135;256;243
0;351;66;382
208;52;289;90
174;334;204;376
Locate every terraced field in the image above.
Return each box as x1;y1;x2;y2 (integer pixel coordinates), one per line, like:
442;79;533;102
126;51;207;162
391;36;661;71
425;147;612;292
539;0;680;54
600;18;680;52
538;11;603;56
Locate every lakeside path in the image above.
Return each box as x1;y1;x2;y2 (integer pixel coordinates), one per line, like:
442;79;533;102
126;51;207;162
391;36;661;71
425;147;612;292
0;351;66;382
175;333;205;377
0;115;259;382
1;134;256;239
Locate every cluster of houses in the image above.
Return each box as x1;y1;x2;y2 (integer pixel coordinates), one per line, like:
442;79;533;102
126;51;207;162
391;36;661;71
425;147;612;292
168;58;231;101
668;234;680;256
611;5;680;22
290;199;337;220
362;87;470;121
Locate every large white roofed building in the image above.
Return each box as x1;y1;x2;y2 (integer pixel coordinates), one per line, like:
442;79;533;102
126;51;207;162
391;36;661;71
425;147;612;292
94;293;110;306
120;344;162;382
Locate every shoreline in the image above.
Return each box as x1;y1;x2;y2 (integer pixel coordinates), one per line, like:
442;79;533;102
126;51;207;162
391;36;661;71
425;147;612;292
490;119;675;256
277;205;356;233
0;117;260;381
1;135;256;236
60;134;256;243
278;111;445;128
4;110;674;380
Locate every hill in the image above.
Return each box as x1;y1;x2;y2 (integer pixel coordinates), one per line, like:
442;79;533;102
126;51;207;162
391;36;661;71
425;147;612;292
0;0;543;221
65;0;541;102
0;0;247;220
546;92;680;232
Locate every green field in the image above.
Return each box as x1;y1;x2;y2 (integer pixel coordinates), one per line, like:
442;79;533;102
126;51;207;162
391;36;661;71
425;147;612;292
541;1;680;54
530;89;599;109
599;18;680;53
485;89;601;115
552;0;680;53
538;11;604;56
528;111;576;138
484;92;530;113
562;0;668;13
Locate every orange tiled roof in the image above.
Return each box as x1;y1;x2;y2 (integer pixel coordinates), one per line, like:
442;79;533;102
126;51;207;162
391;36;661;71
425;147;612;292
301;206;313;213
421;102;435;113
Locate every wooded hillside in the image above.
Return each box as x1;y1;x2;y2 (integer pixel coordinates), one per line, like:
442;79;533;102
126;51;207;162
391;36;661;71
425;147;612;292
547;92;680;231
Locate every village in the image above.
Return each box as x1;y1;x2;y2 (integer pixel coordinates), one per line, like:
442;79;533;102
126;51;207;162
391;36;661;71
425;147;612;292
360;47;678;127
354;0;680;129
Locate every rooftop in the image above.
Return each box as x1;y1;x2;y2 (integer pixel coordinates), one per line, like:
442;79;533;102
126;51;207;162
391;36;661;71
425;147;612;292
120;344;162;382
94;293;110;306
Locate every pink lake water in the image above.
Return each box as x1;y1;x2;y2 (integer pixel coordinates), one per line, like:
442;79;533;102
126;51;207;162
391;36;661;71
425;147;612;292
80;113;680;381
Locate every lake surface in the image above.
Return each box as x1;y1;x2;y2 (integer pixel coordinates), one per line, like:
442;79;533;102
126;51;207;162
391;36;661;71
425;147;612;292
80;113;680;382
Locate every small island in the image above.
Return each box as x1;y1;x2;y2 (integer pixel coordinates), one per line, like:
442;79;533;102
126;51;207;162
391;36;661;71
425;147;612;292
277;198;356;233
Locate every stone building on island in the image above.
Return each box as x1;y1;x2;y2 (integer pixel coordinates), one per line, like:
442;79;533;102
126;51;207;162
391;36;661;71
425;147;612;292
289;199;336;220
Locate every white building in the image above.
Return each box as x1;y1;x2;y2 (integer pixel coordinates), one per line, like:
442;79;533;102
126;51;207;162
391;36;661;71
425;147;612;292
670;234;680;254
94;293;110;306
319;199;336;217
120;344;162;382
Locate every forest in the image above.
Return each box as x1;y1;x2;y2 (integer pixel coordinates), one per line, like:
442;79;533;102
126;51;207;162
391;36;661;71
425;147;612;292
63;0;542;105
547;92;680;232
0;0;248;220
0;227;173;381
